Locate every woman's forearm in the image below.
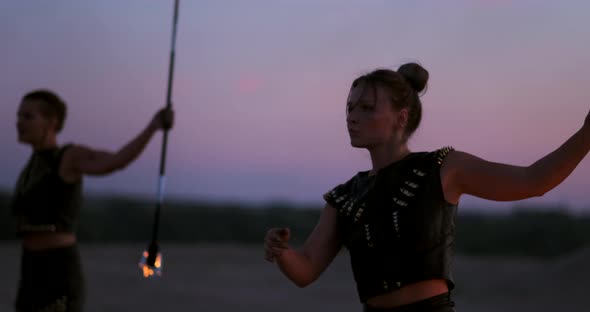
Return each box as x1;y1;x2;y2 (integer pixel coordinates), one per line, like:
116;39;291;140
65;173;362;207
276;247;316;288
527;127;590;195
112;124;158;170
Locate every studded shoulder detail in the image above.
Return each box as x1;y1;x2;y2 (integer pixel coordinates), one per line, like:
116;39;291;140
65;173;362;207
435;146;455;166
323;174;373;225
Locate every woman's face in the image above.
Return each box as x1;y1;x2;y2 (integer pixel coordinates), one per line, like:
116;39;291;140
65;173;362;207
16;99;56;145
346;80;405;149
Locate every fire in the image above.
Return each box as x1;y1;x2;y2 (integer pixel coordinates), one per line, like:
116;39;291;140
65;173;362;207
139;250;163;278
141;265;154;278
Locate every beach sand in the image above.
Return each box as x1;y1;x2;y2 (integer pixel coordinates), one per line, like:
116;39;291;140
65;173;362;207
1;242;587;311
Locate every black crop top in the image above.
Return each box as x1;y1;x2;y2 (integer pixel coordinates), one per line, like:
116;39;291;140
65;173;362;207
323;147;457;303
11;145;83;236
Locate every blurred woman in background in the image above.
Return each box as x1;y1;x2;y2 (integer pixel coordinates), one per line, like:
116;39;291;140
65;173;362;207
12;89;174;312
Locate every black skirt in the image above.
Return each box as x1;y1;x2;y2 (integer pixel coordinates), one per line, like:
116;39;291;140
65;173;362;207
15;244;85;312
363;292;455;312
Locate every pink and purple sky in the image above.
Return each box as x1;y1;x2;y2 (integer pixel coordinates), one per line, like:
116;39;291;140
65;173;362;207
1;0;589;213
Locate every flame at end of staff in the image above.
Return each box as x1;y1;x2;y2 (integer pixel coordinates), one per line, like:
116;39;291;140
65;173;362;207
138;250;163;278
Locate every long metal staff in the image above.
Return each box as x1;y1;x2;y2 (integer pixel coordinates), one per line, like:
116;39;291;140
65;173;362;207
140;0;180;278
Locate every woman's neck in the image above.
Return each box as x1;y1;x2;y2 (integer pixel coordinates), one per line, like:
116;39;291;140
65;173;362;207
32;135;58;151
368;142;410;176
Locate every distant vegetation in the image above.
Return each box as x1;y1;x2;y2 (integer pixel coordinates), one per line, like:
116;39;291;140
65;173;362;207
2;191;590;258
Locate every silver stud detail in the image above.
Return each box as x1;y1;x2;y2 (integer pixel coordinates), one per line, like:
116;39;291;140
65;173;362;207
344;198;356;216
436;146;454;165
413;169;426;176
354;207;364;222
400;188;414;197
393;211;400;237
405;181;419;188
393;197;408;206
335;194;347;203
364;224;373;247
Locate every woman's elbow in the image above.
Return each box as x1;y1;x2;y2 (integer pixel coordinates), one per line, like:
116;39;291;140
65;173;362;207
525;180;553;198
111;162;129;173
524;168;552;198
104;154;135;173
85;162;126;176
292;276;315;288
294;280;310;288
285;267;317;288
530;186;551;198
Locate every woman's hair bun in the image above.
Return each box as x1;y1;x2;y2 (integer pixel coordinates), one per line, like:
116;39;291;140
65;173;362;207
398;63;429;93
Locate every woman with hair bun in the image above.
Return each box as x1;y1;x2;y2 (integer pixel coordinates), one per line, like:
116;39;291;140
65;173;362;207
264;62;590;311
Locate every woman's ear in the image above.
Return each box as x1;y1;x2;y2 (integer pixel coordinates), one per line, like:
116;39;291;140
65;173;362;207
46;116;60;133
396;108;409;130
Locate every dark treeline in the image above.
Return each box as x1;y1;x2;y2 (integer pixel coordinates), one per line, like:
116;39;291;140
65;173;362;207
2;191;590;258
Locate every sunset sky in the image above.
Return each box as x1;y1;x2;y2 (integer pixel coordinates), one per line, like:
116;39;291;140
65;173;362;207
1;0;589;213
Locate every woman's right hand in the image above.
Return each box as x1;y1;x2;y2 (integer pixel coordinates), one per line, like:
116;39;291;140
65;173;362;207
264;227;291;263
149;107;175;131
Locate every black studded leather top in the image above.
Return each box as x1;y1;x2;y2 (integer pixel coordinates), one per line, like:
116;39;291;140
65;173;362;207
323;147;456;303
11;145;83;236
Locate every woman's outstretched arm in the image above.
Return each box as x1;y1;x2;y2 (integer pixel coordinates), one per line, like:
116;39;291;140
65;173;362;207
62;108;174;178
441;110;590;204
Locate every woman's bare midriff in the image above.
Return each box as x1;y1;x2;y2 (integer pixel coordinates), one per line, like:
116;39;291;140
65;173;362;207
365;279;449;308
22;232;77;250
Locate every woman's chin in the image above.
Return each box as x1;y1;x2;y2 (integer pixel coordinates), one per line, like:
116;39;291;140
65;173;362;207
350;138;366;148
17;136;32;144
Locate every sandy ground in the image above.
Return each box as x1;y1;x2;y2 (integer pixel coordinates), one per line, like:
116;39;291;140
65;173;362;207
1;242;588;312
